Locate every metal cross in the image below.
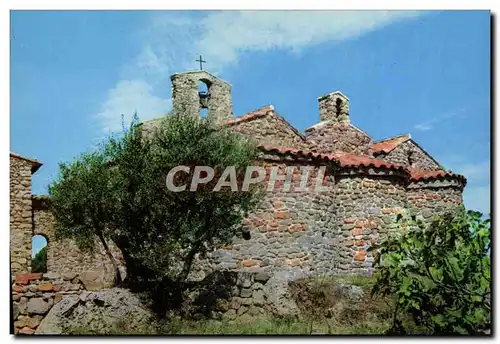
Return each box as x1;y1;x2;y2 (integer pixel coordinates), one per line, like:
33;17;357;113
196;55;206;70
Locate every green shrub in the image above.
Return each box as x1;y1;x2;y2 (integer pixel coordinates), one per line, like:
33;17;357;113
31;246;47;273
371;209;491;335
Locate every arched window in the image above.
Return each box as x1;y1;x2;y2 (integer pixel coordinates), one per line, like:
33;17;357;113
198;80;209;118
31;235;48;273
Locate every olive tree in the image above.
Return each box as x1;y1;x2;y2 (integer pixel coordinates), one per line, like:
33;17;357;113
49;112;262;310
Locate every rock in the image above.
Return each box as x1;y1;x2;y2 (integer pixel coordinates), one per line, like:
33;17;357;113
62;272;78;281
241;297;253;306
78;271;109;291
215;299;229;312
27;285;38;293
13;302;20;320
252;289;265;306
248;305;263;316
39;282;53;292
36;288;153;335
223;309;237;320
43;272;60;280
252;282;264;290
240;288;252;298
27;298;50;315
237;305;248;315
262;269;302;316
231;286;240;297
16;315;43;329
229;297;242;310
18;327;35;335
18;297;28;315
236;272;253;288
254;271;270;283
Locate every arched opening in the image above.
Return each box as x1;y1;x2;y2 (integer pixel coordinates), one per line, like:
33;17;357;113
198;80;210;118
31;235;48;273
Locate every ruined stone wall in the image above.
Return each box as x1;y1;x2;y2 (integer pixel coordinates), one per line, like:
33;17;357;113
32;197;126;284
185;271;272;322
229;114;311;149
12;272;86;335
376;140;442;171
334;171;408;274
10;156;33;274
305;122;373;155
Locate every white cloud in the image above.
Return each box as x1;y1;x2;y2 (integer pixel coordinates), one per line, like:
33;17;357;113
95;79;171;133
96;10;423;133
413;108;468;132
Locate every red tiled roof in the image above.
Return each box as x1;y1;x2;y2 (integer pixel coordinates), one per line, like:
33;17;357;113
409;169;466;183
10;152;43;173
258;145;406;171
226;105;274;126
330;152;407;171
257;145;466;183
370;134;411;154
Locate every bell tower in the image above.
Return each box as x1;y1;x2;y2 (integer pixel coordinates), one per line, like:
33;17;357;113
170;70;233;124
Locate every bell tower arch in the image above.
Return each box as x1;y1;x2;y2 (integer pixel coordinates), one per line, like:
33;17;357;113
170;71;233;124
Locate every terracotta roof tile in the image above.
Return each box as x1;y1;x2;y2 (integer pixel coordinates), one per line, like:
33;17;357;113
409;169;466;183
10;152;43;173
370;134;411;154
258;145;405;171
226;105;274;126
330;152;407;171
257;145;466;183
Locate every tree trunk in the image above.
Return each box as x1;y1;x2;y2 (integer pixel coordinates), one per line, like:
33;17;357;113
97;232;122;286
179;243;201;284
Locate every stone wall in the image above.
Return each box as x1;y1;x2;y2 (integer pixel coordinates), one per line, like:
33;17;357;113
375;140;442;171
185;271;272;322
305;122;373;155
407;179;464;220
334;170;408;274
201;155;336;276
12;272;86;335
171;71;233;124
229;112;311;149
10;155;34;274
318;91;350;124
32;197;126;283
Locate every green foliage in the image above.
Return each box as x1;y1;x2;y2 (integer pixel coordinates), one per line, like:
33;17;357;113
48;145;122;284
31;246;47;273
49;112;262;312
105;113;262;289
371;209;491;335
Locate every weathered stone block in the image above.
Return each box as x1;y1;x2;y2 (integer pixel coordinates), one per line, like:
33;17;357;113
237;305;248;315
18;327;35;335
230;297;242;310
241;259;259;268
39;282;53;292
15;273;43;285
62;272;78;281
241;297;253;306
252;289;265;306
353;250;367;262
27;298;50;315
79;271;107;291
240;288;252;298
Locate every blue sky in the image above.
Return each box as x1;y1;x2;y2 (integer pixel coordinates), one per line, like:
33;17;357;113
10;11;490;255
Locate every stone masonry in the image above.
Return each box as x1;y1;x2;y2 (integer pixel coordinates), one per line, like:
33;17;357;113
10;69;467;303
